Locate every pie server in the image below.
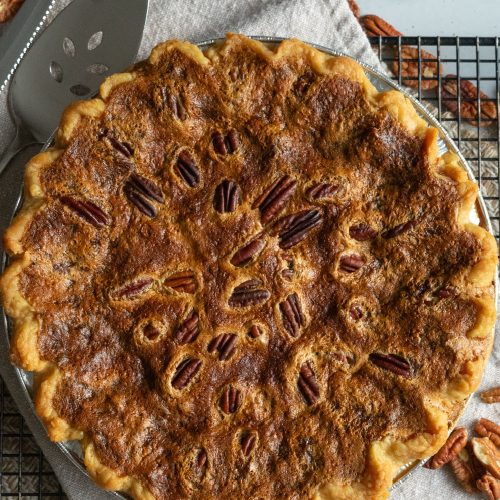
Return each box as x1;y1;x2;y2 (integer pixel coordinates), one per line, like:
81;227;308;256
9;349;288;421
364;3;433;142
0;0;149;178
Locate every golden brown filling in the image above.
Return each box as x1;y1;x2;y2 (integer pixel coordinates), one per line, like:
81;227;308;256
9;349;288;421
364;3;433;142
16;40;483;498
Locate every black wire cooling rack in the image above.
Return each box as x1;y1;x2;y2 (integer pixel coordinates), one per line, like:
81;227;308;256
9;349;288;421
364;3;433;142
0;36;499;499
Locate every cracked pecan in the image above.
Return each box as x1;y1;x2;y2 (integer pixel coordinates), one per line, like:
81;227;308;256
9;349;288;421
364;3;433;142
393;46;441;90
339;254;365;273
306;182;339;201
220;386;241;414
382;219;417;239
273;209;322;249
214;180;241;213
231;234;267;267
171;358;202;389
60;196;109;228
212;129;239;155
176;150;200;187
481;387;500;404
472;437;500;479
175;309;199;344
297;362;320;405
111;278;153;300
207;333;238;361
241;432;257;456
253;175;297;224
360;14;402;37
349;223;377;241
279;293;305;337
425;427;468;469
477;474;500;500
369;353;412;378
475;419;500;447
164;270;196;294
228;279;270;308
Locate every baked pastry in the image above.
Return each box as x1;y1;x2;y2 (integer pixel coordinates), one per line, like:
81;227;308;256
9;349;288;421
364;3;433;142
0;34;497;499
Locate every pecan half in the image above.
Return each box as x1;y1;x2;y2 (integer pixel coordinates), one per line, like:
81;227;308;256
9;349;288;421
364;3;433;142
368;352;412;378
360;14;402;37
297;362;320;405
241;432;257;456
472;438;500;479
212;129;239;155
347;0;360;18
273;209;322;249
442;75;497;126
175;309;199;344
105;135;134;158
124;185;156;217
253;175;297;224
279;293;305;337
437;286;458;299
481;387;500;404
349;223;377;241
230;234;266;267
171;358;202;389
196;449;207;469
175;150;200;187
393;46;442;90
339;254;364;273
126;173;164;203
214;180;241;213
228;279;270;308
219;386;241;414
111;278;154;300
477;474;500;500
424;427;468;469
60;196;109;228
207;333;238;361
449;448;477;493
306;182;339;201
162;88;187;120
475;419;500;447
248;325;263;339
382;219;417;239
164;270;196;294
349;304;363;321
143;322;161;341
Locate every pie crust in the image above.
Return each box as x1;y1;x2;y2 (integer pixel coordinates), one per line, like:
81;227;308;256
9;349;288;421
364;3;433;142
0;34;497;499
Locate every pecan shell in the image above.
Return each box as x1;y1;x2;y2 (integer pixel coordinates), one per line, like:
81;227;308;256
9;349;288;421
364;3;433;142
60;196;109;228
425;427;468;469
176;150;200;187
171;358;202;389
228;279;270;308
279;293;305;337
297;362;320;405
214;180;241;213
175;309;200;344
368;352;412;378
253;175;297;224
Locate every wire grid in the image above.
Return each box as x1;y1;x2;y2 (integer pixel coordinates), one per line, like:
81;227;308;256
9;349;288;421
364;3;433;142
0;36;499;499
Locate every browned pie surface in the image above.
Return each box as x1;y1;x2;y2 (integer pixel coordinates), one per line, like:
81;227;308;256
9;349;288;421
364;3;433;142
13;38;486;498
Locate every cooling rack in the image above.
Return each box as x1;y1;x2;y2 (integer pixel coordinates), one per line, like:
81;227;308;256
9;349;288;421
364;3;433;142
0;35;499;499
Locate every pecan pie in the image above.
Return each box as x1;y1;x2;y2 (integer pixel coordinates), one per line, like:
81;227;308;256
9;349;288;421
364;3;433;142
0;35;497;499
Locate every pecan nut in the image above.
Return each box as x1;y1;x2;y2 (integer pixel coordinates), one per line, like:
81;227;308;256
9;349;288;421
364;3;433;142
392;46;442;90
424;427;468;469
105;135;134;158
442;75;497;126
228;279;270;308
349;223;377;241
164;270;196;294
161;88;187;120
475;419;500;447
219;385;241;414
214;180;241;213
212;129;239;155
0;0;25;23
449;450;477;493
241;432;257;456
175;150;200;187
481;387;500;404
126;173;164;203
196;448;207;469
175;309;199;344
60;196;109;228
124;185;156;217
248;324;263;339
306;182;339;201
477;474;500;500
347;0;360;18
253;175;297;224
207;333;238;361
382;219;417;239
339;254;364;273
360;14;402;37
111;277;154;300
297;362;320;405
279;293;305;337
472;437;500;479
230;234;267;267
171;358;202;389
369;352;412;378
273;209;322;249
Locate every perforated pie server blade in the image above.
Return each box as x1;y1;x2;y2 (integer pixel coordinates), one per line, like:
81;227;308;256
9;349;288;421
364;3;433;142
0;36;497;497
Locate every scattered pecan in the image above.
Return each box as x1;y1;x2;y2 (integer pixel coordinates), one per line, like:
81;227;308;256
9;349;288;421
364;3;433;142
347;0;360;19
297;362;320;405
449;448;477;493
481;387;500;404
279;293;305;337
472;438;500;479
228;279;270;308
0;0;25;23
392;46;441;90
124;173;164;217
111;278;153;300
273;209;322;249
253;175;297;224
230;234;267;267
214;180;241;213
382;219;417;239
306;182;339;201
339;254;364;273
105;135;134;158
424;427;468;469
248;324;263;339
442;75;497;126
369;352;413;378
60;196;109;228
212;129;239;155
241;432;257;456
349;223;377;241
175;309;199;344
164;270;196;294
475;419;500;447
171;358;202;389
207;333;238;361
175;150;200;187
360;14;402;37
161;88;187;120
477;474;500;500
220;386;241;414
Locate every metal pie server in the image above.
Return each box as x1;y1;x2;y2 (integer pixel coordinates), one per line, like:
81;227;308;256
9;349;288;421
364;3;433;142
0;0;149;177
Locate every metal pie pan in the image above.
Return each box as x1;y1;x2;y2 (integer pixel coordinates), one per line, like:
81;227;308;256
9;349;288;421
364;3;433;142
1;35;496;496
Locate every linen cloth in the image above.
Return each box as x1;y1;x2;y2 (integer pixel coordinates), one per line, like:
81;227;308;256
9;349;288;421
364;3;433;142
0;1;497;499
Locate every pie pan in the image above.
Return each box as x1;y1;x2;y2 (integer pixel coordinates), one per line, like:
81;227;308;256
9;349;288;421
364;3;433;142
0;35;496;497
